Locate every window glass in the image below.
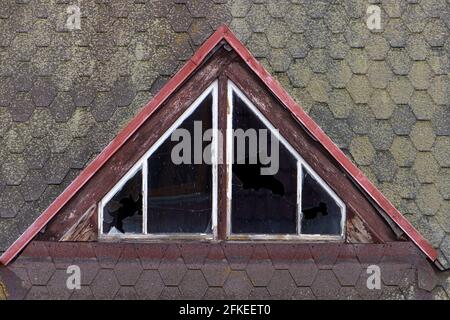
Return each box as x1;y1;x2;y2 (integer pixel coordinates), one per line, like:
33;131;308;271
301;167;342;235
231;93;297;234
103;169;143;235
147;94;213;233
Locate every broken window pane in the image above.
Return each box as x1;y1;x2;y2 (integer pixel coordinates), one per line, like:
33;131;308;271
231;93;297;234
301;167;342;235
147;94;213;233
103;169;143;235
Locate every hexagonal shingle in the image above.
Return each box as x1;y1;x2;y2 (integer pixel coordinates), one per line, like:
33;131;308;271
387;49;413;76
289;260;318;287
436;169;450;199
366;35;390;61
423;19;447;47
325;4;347;33
179;270;208;299
406;35;429;61
189;18;212;46
428;75;448;106
350;136;375;166
158;246;187;286
390;136;416;167
387;76;414;104
223;270;252;299
332;259;361;286
268;49;291;72
410;121;436;151
168;4;193;32
391;105;416;135
367;61;393;89
344;20;369;48
413;152;440;184
246;33;270;58
433;137;450;167
284;4;308;33
91;92;116;122
135;270;164;300
0;185;24;218
373;151;398;182
436;201;450;233
384;19;407;48
410;91;436;120
247;4;271;33
9;93;34;122
328;60;352;88
347;75;372;104
311;270;341;299
329;89;354;119
307;49;331;74
266;19;290;48
91;269;120;300
267;270;296;299
369;120;394;151
346;49;368;75
229;18;251;43
246;252;274;287
416;184;443;216
416;216;445;248
328;34;350;60
306;19;330;49
306;75;331;103
266;0;290;18
394;168;420;199
19;169;47;202
432;105;450;136
403;4;428;33
31;77;57;107
369;90;395;120
229;0;251;18
2;153;27;186
287;34;309;59
348;104;375;135
409;62;432;90
114;250;143;286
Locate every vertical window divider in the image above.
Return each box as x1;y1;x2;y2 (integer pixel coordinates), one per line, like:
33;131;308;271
142;161;148;235
297;161;303;236
212;82;218;239
226;81;233;238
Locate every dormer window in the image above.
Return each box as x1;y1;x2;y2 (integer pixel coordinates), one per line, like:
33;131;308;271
99;80;345;240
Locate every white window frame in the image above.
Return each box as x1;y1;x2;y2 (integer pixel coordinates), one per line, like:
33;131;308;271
99;81;219;240
226;80;346;241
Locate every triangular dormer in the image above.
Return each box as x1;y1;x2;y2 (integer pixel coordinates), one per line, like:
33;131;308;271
0;25;437;269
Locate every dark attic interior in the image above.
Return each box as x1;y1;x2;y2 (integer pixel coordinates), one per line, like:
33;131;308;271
0;1;449;302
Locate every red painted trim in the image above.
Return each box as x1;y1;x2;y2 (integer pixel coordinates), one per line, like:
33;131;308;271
0;25;437;266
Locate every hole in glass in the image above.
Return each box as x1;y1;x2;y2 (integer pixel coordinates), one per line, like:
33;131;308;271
147;94;213;233
103;169;143;234
301;167;342;235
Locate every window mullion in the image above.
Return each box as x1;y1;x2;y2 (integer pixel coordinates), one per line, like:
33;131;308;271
142;161;148;234
297;161;303;235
